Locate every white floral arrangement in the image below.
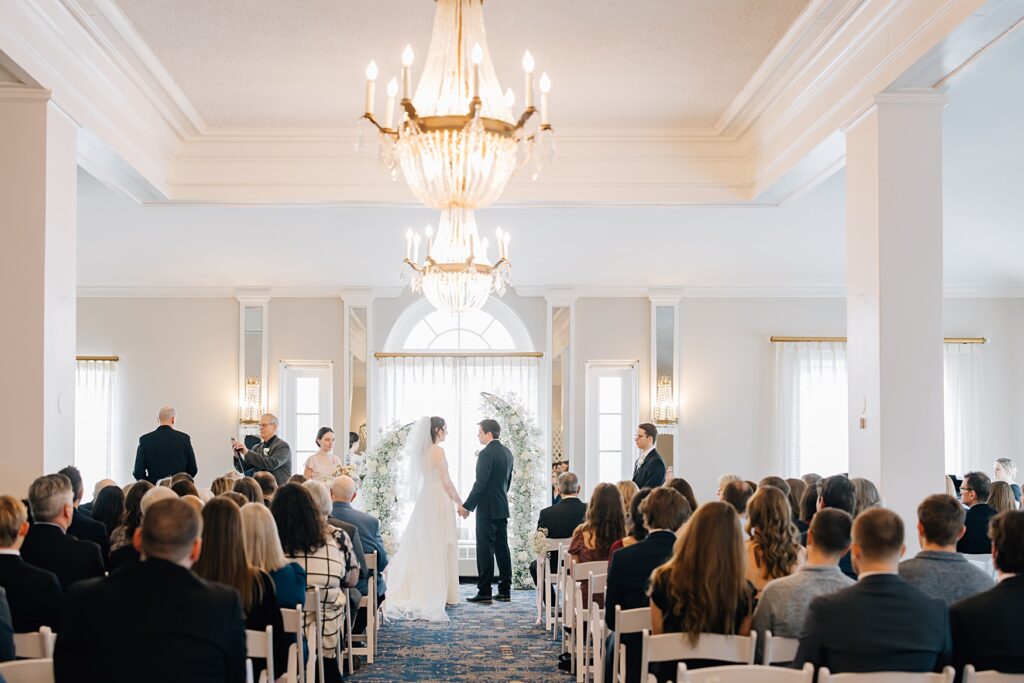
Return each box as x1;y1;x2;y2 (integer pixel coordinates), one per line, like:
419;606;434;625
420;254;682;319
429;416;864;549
360;421;414;555
481;391;547;589
529;527;551;558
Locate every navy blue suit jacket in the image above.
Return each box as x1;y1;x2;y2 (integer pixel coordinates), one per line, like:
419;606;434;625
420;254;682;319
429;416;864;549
331;501;389;596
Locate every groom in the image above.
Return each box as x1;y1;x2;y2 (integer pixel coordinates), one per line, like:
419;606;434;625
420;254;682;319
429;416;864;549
460;418;514;603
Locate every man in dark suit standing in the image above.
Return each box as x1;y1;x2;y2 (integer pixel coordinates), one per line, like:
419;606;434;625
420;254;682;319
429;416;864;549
530;471;586;584
950;510;1024;675
231;413;293;485
793;508;951;674
631;423;666;489
462;418;514;603
133;405;198;484
957;471;997;554
58;466;109;561
20;475;105;592
54;498;247;683
604;488;690;683
0;495;63;632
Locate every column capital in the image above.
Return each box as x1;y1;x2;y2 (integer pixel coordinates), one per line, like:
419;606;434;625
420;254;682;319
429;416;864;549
843;88;948;132
0;84;50;102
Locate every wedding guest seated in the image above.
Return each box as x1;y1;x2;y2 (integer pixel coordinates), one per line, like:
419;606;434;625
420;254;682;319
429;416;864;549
0;587;12;662
108;486;177;573
786;478;809;532
759;476;790;497
210;475;233;497
272;483;359;683
89;485;125;551
987;481;1017;514
221;491;249;508
950;510;1024;675
303;427;343;482
59;466;110;561
802;472;822;489
170;479;199;498
532;471;586;584
852;477;882;517
604;488;690;683
993;457;1020;504
568;483;625;609
195;498;286;681
79;478;116;516
21;474;104;591
109;480;153;552
54;498;246;683
957;471;996;554
745;485;806;594
288;474;308;485
648;501;755;683
722;479;754;518
805;474;857;578
0;495;62;632
616;480;640;520
793;507;951;674
181;495;204;513
330;475;389;634
752;509;854;652
900;494;994;604
717;473;743;500
233;477;263;504
610;488;653;555
799;484;819;529
254;471;278;506
665;477;698;513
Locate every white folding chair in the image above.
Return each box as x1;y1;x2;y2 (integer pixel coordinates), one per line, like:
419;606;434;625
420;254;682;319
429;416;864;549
962;553;998;579
556;542;570;640
588;596;606;683
640;629;757;683
963;665;1024;682
611;606;652;683
13;627;56;659
281;603;305;683
569;561;608;679
245;625;274;683
762;629;800;665
0;659;54;683
818;667;955;683
537;537;569;631
576;569;607;682
338;589;353;676
351;551;378;663
678;663;814;682
304;587;325;683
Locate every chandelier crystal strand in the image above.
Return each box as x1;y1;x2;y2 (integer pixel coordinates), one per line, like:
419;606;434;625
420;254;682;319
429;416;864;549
360;0;553;313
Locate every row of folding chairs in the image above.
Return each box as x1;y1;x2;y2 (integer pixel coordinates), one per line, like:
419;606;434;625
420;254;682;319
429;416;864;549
667;663;1023;683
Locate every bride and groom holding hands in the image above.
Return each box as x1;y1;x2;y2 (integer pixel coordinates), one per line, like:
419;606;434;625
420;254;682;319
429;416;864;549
384;415;514;622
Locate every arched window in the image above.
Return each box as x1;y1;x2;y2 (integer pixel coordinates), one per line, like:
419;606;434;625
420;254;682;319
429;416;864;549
386;298;534;352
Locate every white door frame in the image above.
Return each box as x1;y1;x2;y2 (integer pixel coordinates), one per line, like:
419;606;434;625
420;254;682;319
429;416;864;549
584;360;640;492
279;360;334;468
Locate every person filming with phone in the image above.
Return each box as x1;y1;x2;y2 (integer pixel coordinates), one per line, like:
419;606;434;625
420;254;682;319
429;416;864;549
231;413;292;485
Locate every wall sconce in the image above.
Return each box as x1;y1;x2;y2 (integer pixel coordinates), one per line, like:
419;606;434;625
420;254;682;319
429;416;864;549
653;375;677;423
240;375;262;425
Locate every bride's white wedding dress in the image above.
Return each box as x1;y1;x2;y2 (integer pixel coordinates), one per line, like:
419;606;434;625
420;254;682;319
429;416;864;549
383;417;461;622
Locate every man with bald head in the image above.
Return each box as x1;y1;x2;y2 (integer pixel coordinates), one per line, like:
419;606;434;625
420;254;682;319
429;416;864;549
54;498;246;682
330;475;389;631
231;413;292;485
133;405;198;484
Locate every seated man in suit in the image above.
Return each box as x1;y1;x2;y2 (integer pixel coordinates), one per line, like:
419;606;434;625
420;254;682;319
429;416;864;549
59;465;110;561
957;471;997;554
79;478;116;516
20;474;105;592
133;405;199;484
54;497;247;683
631;423;666;489
0;495;62;632
793;507;951;674
801;475;858;578
900;494;994;604
604;487;690;683
530;471;587;584
950;510;1024;674
331;475;390;634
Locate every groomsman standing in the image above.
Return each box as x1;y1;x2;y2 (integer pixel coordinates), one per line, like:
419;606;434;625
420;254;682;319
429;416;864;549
231;413;293;485
133;406;198;484
631;423;666;489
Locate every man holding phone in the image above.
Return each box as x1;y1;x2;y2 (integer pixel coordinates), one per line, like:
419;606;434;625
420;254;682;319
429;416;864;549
231;413;293;485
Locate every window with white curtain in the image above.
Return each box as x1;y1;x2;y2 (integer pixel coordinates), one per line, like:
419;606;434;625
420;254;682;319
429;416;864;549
75;359;118;488
943;343;981;476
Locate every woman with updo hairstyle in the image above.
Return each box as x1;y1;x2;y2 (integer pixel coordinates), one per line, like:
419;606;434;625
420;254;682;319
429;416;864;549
745;485;805;593
303;427;343;482
994;458;1021;505
430;416;447;443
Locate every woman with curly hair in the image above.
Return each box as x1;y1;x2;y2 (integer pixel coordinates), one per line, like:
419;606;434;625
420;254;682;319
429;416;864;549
745;485;805;593
568;482;625;608
108;480;153;551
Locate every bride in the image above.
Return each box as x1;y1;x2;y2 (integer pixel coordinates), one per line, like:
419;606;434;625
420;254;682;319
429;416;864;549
384;416;463;621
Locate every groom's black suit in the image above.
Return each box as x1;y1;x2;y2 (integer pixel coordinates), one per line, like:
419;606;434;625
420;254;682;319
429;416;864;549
463;438;514;597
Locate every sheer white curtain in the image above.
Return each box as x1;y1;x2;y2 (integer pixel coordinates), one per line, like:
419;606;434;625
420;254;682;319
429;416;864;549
75;360;118;489
944;343;982;476
376;355;540;538
774;342;848;478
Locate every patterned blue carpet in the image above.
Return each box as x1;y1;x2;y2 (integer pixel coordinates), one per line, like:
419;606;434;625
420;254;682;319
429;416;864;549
350;583;565;682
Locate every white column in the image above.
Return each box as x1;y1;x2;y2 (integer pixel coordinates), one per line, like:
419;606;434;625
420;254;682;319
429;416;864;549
844;90;947;551
0;86;78;494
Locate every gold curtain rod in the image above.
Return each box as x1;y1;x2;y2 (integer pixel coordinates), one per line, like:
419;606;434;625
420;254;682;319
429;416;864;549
76;355;120;361
374;351;544;359
769;337;986;344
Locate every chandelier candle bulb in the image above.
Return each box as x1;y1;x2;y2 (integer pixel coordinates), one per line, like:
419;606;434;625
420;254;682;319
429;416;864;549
504;88;515;109
401;44;414;100
412;233;421;262
522;51;535;109
425;225;433;258
365;61;378;115
384;77;398;130
539;72;551;125
471;42;483;102
503;231;511;260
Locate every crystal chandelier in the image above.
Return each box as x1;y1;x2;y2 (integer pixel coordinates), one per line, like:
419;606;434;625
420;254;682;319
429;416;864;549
360;0;555;313
654;375;677;423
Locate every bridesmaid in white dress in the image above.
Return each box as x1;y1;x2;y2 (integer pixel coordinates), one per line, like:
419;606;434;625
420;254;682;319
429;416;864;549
303;427;343;482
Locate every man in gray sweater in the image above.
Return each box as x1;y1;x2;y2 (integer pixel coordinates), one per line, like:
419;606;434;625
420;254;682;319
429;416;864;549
752;508;855;649
899;493;993;604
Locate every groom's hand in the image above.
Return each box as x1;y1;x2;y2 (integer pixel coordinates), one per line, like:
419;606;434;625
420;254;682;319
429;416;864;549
458;506;470;519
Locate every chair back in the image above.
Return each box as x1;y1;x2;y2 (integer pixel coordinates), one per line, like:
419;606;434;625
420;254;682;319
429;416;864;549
961;553;997;579
0;659;55;683
572;560;608;581
963;665;1024;683
13;627;56;659
641;630;757;674
245;625;274;683
612;606;653;682
304;586;325;683
365;550;378;571
818;667;955;683
545;537;569;552
762;629;800;664
678;663;814;682
280;604;305;683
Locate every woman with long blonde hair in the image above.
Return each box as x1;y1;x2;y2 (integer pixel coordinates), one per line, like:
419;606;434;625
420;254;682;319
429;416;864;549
745;485;805;593
648;501;754;681
988;481;1018;514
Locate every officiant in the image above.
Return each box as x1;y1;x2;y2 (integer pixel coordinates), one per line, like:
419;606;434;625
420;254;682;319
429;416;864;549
231;413;293;485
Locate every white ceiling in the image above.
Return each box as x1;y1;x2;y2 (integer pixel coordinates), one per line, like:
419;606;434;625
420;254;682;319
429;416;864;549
113;0;809;129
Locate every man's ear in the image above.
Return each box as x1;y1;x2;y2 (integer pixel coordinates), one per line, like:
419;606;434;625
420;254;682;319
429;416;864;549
132;527;143;553
957;525;966;541
190;538;202;563
17;521;29;538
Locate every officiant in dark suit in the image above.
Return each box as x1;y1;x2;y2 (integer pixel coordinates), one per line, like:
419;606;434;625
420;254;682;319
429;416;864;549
462;418;514;603
631;423;666;489
231;413;293;485
133;406;198;484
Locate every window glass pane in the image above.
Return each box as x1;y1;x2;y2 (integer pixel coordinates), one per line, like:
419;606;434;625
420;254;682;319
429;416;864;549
429;329;461;350
296;414;320;452
425;310;457;334
460;310;493;334
599;451;621;485
599;376;622;413
482;322;515;349
296;377;319;413
458;331;489;350
599;414;621;451
403;321;435;349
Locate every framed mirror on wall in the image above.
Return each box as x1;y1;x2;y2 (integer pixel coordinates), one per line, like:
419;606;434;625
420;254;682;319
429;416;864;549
551;305;571;500
650;298;681;476
346;304;369;468
238;297;269;443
